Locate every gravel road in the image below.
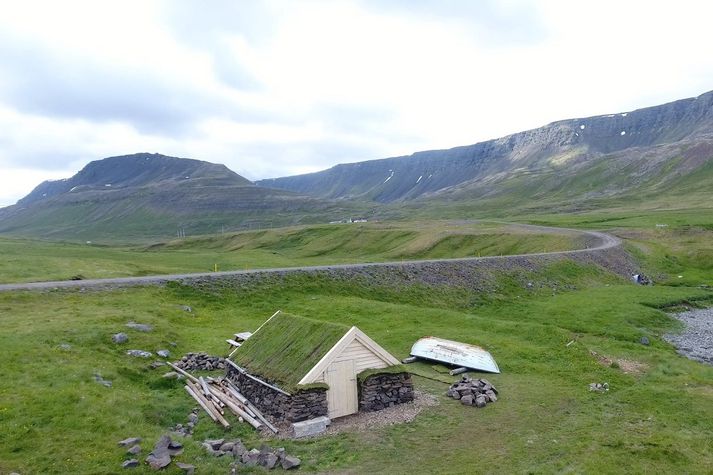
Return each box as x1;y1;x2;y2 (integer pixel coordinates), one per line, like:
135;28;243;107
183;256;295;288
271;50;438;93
0;226;621;292
665;308;713;366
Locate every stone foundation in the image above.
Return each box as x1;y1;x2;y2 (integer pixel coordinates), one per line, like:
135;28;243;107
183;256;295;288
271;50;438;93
226;367;327;423
359;372;414;412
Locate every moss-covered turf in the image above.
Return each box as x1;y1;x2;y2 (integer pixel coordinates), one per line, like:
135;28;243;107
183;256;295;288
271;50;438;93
231;312;349;390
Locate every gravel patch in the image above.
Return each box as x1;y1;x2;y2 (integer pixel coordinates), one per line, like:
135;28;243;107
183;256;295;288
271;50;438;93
324;390;438;436
664;307;713;365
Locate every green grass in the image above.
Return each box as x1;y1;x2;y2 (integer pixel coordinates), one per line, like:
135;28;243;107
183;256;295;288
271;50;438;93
0;221;581;284
1;254;712;473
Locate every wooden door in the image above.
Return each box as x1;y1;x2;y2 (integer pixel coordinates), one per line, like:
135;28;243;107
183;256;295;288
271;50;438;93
325;360;358;418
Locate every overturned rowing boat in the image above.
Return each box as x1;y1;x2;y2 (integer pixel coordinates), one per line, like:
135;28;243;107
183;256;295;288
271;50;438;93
410;336;500;374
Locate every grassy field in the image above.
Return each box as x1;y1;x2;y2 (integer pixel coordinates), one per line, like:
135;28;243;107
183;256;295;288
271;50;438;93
0;247;712;473
0;221;582;284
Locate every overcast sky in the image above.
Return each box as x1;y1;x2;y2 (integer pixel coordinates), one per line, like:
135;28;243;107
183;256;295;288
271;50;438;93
1;0;712;206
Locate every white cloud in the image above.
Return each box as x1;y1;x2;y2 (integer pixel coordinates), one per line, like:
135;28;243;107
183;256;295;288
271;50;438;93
0;0;712;206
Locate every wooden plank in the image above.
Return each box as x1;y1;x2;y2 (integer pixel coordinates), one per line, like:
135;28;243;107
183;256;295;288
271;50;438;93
166;362;199;384
188;381;230;427
221;379;279;434
207;386;262;429
184;385;219;423
225;359;291;396
449;367;469;376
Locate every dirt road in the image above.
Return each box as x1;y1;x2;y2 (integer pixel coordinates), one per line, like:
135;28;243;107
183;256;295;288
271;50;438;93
0;226;621;292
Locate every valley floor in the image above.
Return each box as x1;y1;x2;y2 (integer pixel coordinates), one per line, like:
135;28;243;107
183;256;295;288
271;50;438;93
0;218;711;474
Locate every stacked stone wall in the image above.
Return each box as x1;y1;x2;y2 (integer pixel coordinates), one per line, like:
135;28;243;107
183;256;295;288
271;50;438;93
359;372;414;412
226;368;327;422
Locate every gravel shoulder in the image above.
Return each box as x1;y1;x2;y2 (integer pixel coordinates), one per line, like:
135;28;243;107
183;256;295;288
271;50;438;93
664;307;713;365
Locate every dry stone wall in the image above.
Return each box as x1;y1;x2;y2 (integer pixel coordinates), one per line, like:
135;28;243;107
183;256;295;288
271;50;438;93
226;367;327;423
359;372;414;412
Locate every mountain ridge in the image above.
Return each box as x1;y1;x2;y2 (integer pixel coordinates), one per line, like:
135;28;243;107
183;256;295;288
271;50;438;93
256;90;713;203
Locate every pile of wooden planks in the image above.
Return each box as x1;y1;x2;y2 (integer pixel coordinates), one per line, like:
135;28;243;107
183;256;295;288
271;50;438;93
167;362;278;433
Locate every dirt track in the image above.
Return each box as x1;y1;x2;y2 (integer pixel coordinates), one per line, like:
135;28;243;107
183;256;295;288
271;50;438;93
0;226;623;292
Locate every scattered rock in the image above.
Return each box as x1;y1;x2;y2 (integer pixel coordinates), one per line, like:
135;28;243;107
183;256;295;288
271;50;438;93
122;459;139;469
205;439;225;450
201;438;301;470
180;305;193;313
162;371;182;379
59;343;72;350
281;455;301;470
93;373;112;388
118;437;142;447
589;382;609;392
150;361;166;369
126;322;153;332
639;336;650;346
127;444;141;455
175;462;195;475
157;349;170;358
145;435;173;470
112;333;129;344
460;394;474;406
126;350;153;358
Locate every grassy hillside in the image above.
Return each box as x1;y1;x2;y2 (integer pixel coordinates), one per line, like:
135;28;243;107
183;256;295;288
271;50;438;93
0;245;711;473
0;221;583;284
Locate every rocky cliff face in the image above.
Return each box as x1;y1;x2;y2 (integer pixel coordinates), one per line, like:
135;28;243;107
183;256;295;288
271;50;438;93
257;91;713;203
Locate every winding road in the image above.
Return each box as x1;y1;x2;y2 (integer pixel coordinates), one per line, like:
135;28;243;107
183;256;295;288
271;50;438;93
0;226;621;292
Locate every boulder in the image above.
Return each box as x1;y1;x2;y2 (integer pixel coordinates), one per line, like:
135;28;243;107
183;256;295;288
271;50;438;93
122;459;139;469
127;444;141;455
264;453;279;469
145;452;171;470
112;333;129;344
475;396;487;408
232;440;247;457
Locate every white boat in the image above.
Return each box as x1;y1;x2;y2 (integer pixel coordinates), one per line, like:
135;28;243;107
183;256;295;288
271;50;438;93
410;336;500;373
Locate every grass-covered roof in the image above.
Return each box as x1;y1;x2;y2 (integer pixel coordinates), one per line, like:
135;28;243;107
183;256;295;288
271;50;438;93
230;312;350;390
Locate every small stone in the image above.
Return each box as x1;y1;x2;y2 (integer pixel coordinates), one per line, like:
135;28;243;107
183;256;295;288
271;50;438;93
127;444;141;455
264;453;279;469
242;448;260;467
162;372;179;379
118;437;142;447
640;336;650;346
475;395;487;408
145;452;171;470
175;462;195;475
205;439;225;450
485;390;498;402
150;361;166;369
281;455;301;470
126;322;153;332
180;305;193;313
59;343;72;350
219;442;235;452
126;350;153;358
232;440;247;457
460;394;474;406
112;333;129;344
122;459;139;469
157;349;170;358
